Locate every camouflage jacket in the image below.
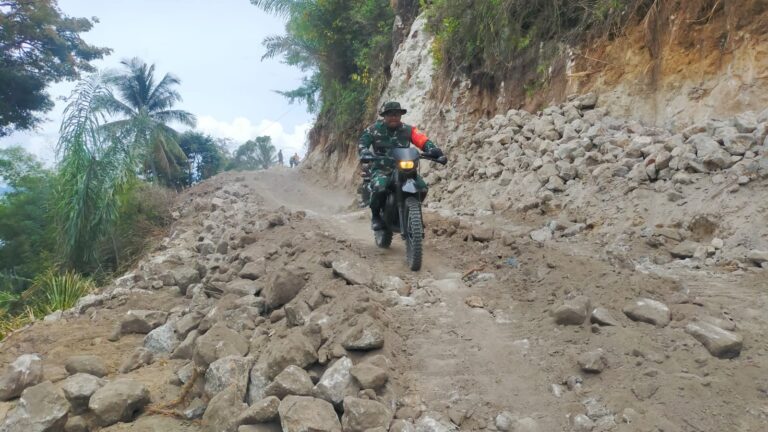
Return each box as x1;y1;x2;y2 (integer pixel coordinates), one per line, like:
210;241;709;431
358;121;437;170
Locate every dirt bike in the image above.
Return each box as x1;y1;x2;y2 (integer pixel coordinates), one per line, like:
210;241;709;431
360;148;447;271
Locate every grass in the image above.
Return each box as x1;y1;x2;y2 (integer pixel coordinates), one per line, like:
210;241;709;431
0;270;93;340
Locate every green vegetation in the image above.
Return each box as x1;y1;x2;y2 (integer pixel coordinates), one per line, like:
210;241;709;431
251;0;396;155
229;136;278;170
0;0;111;136
422;0;653;90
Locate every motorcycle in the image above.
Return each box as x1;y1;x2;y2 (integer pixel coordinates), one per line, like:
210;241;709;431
361;148;448;271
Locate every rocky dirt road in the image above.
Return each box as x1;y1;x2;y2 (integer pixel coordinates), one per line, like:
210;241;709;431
1;168;766;432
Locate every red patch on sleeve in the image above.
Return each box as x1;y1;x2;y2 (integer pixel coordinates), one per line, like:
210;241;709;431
411;127;429;149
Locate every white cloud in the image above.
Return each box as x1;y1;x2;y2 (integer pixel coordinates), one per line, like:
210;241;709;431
197;115;312;157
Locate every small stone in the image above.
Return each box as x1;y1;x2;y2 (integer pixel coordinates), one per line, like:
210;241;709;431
182;397;207;420
331;261;373;286
118;310;168;335
143;322;179;355
464;296;484;308
119;347;154;373
284;301;312;327
262;267;307;310
746;250;768;265
578;350;607;373
685;321;743;358
64;355;108;378
670;241;701;259
631;380;660;401
530;227;553;243
553;296;591;325
571;414;595;432
313;357;359;405
64;415;88;432
341;317;384;351
590;307;619;326
623;298;671;327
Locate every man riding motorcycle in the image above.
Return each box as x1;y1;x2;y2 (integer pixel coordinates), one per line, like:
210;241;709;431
358;101;444;230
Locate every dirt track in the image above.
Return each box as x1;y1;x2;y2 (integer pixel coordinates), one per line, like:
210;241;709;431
1;168;766;431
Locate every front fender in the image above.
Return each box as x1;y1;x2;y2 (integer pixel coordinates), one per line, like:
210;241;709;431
402;178;427;194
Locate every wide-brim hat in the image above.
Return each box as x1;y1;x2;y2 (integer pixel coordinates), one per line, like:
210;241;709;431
379;101;407;116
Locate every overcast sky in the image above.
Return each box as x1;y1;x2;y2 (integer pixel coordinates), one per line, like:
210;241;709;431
0;0;313;164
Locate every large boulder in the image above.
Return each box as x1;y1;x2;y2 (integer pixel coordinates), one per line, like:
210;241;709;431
0;354;43;401
0;381;69;432
194;322;249;367
64;355;108;378
313;357;359;406
264;365;314;399
205;355;253;400
88;379;150;427
118;310;168;335
203;385;248;432
278;396;341;432
341;397;393;432
60;373;106;414
260;330;318;379
262;267;307;310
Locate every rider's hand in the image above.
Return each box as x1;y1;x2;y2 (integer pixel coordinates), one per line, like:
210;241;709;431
359;150;374;161
426;147;444;158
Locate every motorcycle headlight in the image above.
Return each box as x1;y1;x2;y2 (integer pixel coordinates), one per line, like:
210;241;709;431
398;160;415;170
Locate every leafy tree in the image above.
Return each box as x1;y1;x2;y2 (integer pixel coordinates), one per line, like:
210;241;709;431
0;147;54;293
178;131;227;185
0;0;111;135
229;136;276;170
99;58;196;187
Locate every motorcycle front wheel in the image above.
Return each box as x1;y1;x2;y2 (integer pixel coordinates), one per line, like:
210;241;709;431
404;197;423;271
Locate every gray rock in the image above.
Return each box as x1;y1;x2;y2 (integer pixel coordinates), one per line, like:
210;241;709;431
734;112;758;133
670;240;701;259
553;296;591;325
247;365;270;405
685;321;743;359
197;240;216;255
237;396;280;424
590;307;619;326
284;301;311;327
723;133;756;155
205;355;253;400
264;365;313;399
530;227;553;243
225;279;260;297
61;373;106;414
64;355;108;378
415;412;458;432
262;267;307;310
239;259;266;280
391;419;417;432
689;134;731;169
470;226;494;242
260;330;318;379
118;347;154;374
350;363;388;389
278;396;341;432
331;261;373;286
143;322;179;355
313;357;359;405
174;311;204;338
574;93;598;109
173;267;201;295
341;397;393;432
623;298;670;327
578;350;607;373
64;415;88;432
118;310;168;335
0;354;43;401
631;380;659;401
571;414;595;432
0;381;69;432
182;397;207;420
341;317;385;351
203;385;248;432
171;329;200;360
88;379;150;427
747;250;768;265
194;323;249;367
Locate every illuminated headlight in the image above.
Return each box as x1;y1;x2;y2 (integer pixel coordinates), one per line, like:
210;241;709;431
398;160;415;170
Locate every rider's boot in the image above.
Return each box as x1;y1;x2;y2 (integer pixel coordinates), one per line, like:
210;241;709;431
370;193;385;231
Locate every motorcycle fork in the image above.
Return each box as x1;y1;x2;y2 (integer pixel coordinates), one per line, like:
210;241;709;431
395;171;407;240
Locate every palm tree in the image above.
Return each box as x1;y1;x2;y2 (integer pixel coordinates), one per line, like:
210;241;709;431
55;74;136;271
100;58;196;186
254;137;277;169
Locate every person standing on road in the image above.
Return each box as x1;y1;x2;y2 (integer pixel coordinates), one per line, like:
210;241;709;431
277;149;284;166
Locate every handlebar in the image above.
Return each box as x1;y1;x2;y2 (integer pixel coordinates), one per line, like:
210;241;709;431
360;153;447;166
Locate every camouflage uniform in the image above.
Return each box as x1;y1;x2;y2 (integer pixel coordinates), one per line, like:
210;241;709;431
358;117;438;211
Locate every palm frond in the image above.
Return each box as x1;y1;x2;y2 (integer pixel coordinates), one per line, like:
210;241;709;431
250;0;302;17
